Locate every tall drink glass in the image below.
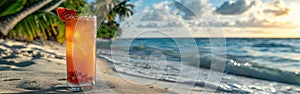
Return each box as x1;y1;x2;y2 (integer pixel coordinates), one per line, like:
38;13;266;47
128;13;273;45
65;16;97;91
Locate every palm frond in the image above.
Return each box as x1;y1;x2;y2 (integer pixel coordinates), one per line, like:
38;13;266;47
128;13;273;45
8;11;65;43
0;0;27;17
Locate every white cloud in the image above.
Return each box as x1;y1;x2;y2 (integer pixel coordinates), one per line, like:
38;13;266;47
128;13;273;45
262;0;290;17
234;15;298;28
165;21;183;27
174;0;214;19
122;0;300;38
139;0;221;29
140;1;180;21
140;11;179;21
152;1;171;11
133;0;143;8
137;21;184;28
140;0;218;21
137;22;162;28
215;0;259;15
219;0;299;29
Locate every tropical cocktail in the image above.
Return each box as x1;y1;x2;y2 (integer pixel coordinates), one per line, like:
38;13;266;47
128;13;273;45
57;7;96;91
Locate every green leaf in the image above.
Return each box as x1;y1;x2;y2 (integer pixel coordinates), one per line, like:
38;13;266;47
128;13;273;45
0;0;26;17
56;24;65;44
5;0;90;43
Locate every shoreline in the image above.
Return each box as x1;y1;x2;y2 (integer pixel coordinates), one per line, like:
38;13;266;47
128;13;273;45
0;39;175;93
97;58;176;94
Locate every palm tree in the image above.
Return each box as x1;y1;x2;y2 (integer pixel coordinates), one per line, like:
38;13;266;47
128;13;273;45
97;0;134;39
88;0;118;25
89;0;134;24
0;0;134;41
0;0;53;36
0;0;85;43
110;0;134;22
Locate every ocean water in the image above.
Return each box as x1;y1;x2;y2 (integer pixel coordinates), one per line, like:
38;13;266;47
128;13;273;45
96;38;300;93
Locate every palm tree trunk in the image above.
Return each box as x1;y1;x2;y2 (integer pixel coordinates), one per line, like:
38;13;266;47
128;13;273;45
44;0;66;12
0;0;52;36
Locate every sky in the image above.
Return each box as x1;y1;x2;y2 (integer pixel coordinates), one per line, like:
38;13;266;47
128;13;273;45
118;0;300;38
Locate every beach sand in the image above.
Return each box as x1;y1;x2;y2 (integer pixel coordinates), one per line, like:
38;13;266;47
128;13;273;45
0;39;176;94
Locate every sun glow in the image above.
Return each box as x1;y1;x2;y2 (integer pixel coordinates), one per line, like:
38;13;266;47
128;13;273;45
288;3;300;27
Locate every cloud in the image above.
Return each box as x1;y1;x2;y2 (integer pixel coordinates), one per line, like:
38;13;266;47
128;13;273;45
219;0;299;29
133;0;143;7
165;21;183;27
140;0;216;21
140;11;179;21
174;0;214;19
152;1;171;11
135;0;215;20
137;23;161;28
140;1;180;21
262;0;290;16
263;8;289;17
216;0;291;17
137;21;183;28
120;0;300;38
215;0;258;15
234;16;298;28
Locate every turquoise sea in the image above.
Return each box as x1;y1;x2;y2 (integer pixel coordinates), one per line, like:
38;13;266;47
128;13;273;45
97;38;300;93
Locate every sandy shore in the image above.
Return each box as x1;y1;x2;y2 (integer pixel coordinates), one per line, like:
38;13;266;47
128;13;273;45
0;39;175;93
